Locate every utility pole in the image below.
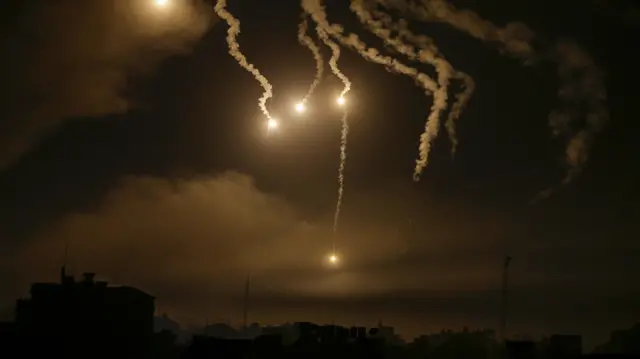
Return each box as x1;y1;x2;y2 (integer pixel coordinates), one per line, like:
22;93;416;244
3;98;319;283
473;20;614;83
60;243;69;283
500;255;512;343
243;272;251;330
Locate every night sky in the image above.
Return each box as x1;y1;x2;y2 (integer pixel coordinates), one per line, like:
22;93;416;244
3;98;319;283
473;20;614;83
1;0;639;349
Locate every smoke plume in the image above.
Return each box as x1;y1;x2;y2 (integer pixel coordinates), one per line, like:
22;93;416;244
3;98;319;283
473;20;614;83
304;3;353;251
302;0;434;88
297;16;325;104
214;0;276;122
445;73;476;157
313;27;351;99
366;9;477;158
333;111;349;235
386;0;609;193
302;0;443;177
350;0;446;180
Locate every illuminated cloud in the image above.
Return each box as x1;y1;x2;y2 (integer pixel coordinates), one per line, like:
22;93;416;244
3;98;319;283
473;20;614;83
12;173;413;295
0;0;215;170
0;172;521;321
0;171;523;319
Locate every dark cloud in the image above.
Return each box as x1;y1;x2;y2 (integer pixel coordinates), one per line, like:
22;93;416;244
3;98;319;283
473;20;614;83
3;172;518;316
0;0;215;170
591;0;640;28
1;171;635;345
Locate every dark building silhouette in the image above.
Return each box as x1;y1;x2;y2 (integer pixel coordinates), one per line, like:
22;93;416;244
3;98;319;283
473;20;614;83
547;334;582;359
202;322;238;338
593;323;640;356
0;321;17;353
375;320;404;346
185;322;384;359
506;340;536;359
11;268;154;359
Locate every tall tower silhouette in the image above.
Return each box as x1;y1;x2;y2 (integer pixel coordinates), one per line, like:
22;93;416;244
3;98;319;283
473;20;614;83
242;273;251;329
500;255;512;343
60;243;69;283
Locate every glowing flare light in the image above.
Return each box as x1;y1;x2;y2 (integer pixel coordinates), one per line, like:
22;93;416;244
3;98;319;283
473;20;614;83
267;119;279;130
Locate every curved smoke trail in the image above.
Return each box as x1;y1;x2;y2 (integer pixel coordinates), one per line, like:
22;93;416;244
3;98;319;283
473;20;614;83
302;0;436;90
445;73;475;157
310;13;351;241
383;0;608;197
371;9;476;158
303;2;353;240
351;0;446;180
303;0;607;199
314;26;351;99
352;0;475;163
302;0;436;244
297;16;325;104
303;0;451;181
214;0;276;122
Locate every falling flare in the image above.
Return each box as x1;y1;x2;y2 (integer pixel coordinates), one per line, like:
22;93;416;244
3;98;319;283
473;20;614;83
303;0;441;182
305;4;354;257
295;102;306;113
214;0;276;122
267;119;279;130
303;0;609;200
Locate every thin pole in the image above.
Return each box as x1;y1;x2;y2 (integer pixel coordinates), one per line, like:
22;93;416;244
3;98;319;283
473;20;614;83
500;256;512;343
243;272;251;329
60;243;69;283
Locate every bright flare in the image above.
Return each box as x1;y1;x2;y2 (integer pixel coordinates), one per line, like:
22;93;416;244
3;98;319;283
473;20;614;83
295;102;306;113
337;96;345;105
267;119;279;129
329;254;339;264
154;0;168;7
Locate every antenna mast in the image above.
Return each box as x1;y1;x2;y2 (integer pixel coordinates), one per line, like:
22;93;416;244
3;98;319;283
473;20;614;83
243;272;251;329
500;255;512;343
60;243;69;283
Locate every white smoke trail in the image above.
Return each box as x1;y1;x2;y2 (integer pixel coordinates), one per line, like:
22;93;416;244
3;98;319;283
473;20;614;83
302;0;445;182
445;73;475;157
388;18;476;159
388;0;608;194
358;0;475;159
332;111;349;234
312;21;351;240
302;0;436;88
297;16;324;104
314;26;351;99
214;0;275;122
350;0;444;180
303;3;353;242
